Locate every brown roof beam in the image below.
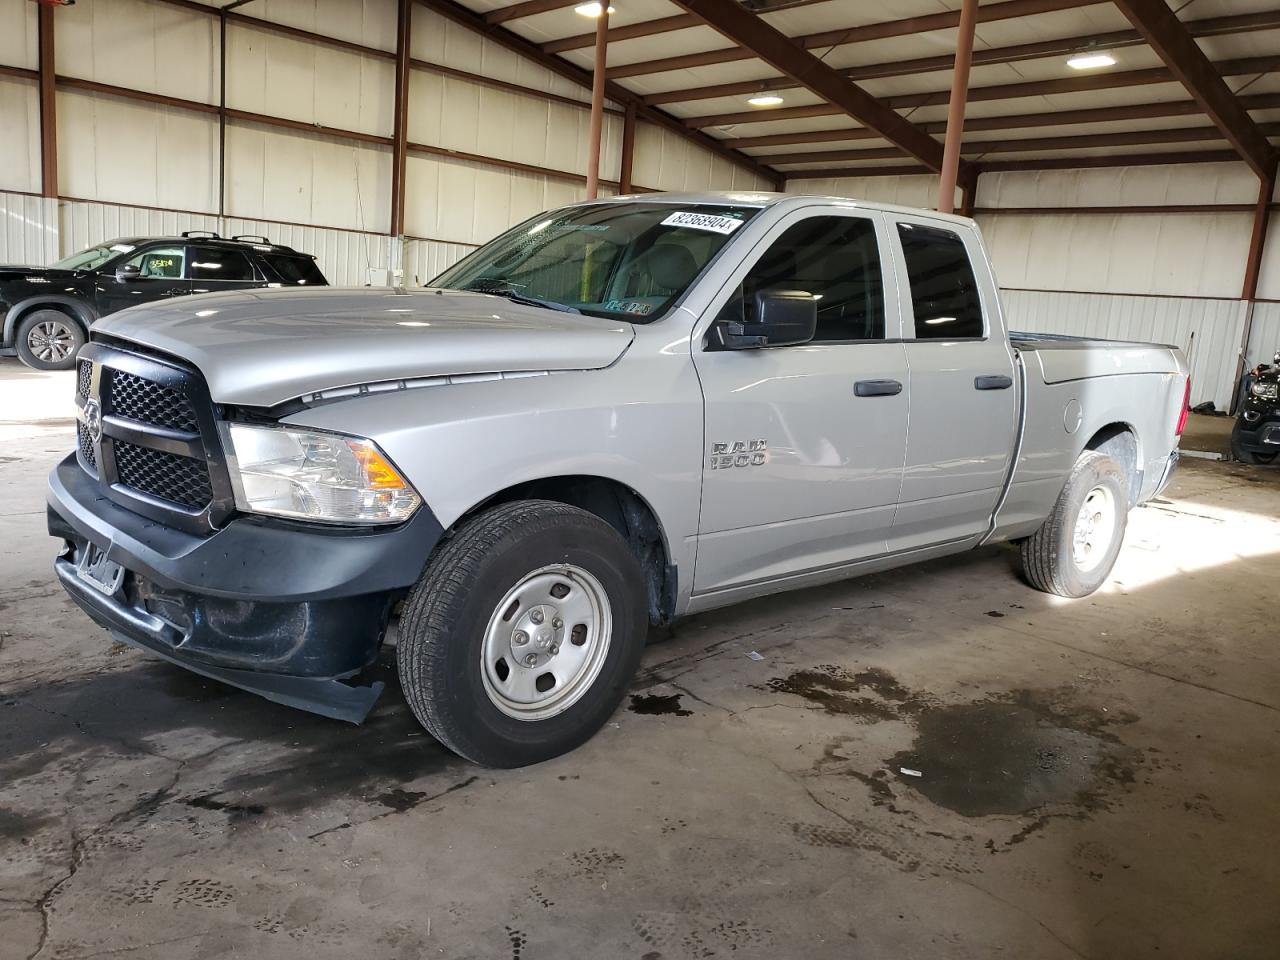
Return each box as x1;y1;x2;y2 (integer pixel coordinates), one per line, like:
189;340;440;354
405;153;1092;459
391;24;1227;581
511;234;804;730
644;8;1280;106
486;0;579;25
610;0;1103;80
1112;0;1276;177
668;0;950;172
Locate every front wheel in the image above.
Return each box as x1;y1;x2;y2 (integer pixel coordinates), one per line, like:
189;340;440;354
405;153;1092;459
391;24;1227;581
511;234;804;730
1231;441;1278;465
1020;451;1129;598
16;310;85;370
397;500;649;767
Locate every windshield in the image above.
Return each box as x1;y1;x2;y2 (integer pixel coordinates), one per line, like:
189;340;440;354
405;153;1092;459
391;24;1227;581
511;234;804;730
431;202;761;322
52;242;137;272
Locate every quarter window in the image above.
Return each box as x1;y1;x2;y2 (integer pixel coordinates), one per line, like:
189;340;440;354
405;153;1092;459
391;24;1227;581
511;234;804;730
189;247;255;283
733;216;886;342
897;223;984;339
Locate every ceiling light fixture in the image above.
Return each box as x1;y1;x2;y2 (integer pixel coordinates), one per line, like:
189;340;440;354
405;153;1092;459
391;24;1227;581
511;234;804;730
1067;52;1116;70
573;2;615;16
747;94;784;107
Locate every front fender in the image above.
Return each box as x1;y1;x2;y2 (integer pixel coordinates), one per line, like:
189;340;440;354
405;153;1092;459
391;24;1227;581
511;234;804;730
277;342;705;613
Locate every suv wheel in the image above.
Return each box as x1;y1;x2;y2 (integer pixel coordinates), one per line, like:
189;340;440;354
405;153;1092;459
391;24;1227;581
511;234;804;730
397;500;649;767
16;310;85;370
1020;451;1129;598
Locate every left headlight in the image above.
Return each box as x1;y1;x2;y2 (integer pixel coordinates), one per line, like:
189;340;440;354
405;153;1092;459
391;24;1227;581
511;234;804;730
1249;379;1278;400
223;423;421;525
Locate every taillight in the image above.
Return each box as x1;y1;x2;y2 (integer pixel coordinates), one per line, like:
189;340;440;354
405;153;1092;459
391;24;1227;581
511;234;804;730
1175;375;1190;436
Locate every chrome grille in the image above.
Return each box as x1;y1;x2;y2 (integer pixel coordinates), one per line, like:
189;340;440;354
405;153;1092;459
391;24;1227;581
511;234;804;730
113;441;212;509
110;370;199;432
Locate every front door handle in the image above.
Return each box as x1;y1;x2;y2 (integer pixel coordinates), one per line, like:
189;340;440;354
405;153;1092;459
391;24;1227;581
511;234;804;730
854;379;903;397
975;374;1013;390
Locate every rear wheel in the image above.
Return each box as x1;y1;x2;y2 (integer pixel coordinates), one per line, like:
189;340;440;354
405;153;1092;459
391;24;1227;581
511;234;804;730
1020;451;1129;598
397;500;649;767
16;310;84;370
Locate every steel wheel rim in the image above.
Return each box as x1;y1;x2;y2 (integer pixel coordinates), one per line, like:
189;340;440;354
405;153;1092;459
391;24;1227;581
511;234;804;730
1072;484;1116;572
480;563;613;721
28;320;75;363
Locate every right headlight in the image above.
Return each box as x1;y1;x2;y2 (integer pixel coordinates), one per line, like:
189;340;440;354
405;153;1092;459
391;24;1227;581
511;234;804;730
1249;380;1278;400
222;423;421;525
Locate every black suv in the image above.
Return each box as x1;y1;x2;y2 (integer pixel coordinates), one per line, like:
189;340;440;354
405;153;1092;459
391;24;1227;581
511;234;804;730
1232;351;1280;465
0;232;328;370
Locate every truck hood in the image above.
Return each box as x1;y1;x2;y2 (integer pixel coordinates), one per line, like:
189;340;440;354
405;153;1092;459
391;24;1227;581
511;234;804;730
94;286;636;407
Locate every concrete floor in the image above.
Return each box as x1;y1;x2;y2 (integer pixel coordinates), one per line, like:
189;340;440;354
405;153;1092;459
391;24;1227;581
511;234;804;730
2;361;1279;960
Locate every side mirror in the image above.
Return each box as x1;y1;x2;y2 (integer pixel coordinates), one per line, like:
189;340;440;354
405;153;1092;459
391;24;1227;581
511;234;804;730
713;289;817;350
114;264;142;282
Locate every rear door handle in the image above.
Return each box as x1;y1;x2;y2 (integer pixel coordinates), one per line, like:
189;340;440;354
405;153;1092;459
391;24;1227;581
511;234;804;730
854;379;903;397
974;374;1013;390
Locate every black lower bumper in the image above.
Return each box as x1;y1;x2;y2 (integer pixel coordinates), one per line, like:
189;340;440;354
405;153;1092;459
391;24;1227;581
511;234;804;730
47;454;444;722
1231;417;1280;457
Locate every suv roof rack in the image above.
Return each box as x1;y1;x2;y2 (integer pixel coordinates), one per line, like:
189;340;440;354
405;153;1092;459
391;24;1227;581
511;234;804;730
232;234;272;244
181;230;221;239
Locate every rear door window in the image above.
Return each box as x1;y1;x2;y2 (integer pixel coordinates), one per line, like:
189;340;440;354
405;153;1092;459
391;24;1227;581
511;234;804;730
262;254;327;286
896;222;984;339
189;247;256;283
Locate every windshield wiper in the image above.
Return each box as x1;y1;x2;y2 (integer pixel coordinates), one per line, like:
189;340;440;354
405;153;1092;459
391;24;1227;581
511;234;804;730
460;279;580;314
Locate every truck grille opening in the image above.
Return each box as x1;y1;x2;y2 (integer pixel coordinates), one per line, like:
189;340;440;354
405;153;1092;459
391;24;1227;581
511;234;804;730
77;423;96;470
110;370;200;432
76;359;93;399
113;441;213;510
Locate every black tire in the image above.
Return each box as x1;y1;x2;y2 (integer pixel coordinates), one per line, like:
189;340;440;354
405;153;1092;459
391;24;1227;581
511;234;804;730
1020;451;1129;598
397;499;649;767
16;309;85;370
1231;441;1277;465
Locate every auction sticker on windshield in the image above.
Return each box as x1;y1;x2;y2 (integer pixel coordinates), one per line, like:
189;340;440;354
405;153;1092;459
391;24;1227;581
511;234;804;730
661;211;746;235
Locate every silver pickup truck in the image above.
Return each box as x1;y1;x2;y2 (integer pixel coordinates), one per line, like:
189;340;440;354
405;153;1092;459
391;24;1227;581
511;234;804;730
48;192;1189;767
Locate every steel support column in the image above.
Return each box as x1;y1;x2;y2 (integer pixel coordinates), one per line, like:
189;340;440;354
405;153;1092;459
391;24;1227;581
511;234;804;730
1232;162;1277;412
390;0;413;236
619;101;636;194
38;2;57;198
585;7;610;199
938;0;979;212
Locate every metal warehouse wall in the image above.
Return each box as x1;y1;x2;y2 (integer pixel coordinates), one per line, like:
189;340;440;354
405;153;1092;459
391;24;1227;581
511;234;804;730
788;163;1280;410
0;0;768;285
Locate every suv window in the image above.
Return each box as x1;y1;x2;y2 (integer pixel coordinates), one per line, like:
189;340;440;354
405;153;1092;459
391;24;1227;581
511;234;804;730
262;254;326;286
189;246;255;283
734;216;885;342
122;246;185;279
897;222;984;339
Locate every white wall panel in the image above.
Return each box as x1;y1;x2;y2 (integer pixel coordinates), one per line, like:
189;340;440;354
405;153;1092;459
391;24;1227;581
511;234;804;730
56;0;218;104
411;5;593;107
404;153;601;246
0;0;37;70
0;78;40;194
225;123;391;233
633;122;773;194
247;0;397;53
979;163;1261;208
978;210;1253;299
786;173;952;210
59;197;220;253
57;90;219;213
408;72;621;179
0;192;58;267
1247;302;1280;370
1002;288;1247;409
222;214;396;287
227;23;394;137
403;237;477;286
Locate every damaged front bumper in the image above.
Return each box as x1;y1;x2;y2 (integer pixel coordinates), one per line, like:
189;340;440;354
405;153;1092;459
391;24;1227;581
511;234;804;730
47;454;443;722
